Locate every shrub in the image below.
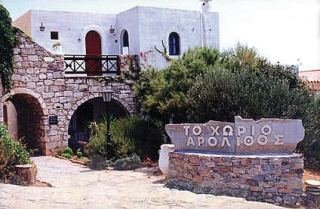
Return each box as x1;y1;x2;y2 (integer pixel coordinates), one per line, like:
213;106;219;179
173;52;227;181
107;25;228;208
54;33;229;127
187;67;312;122
62;147;73;155
85;121;119;159
134;47;221;124
85;116;164;161
0;124;31;182
76;150;83;158
88;154;107;170
113;153;141;170
298;98;320;168
135;46;308;124
61;153;72;159
111;116;164;160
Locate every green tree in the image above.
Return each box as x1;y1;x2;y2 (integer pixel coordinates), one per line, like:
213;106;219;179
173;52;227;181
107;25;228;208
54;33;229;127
187;67;312;122
298;98;320;167
134;47;221;123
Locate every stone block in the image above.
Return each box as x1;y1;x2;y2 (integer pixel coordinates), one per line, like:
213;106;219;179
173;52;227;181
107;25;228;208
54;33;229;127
44;80;54;85
63;91;73;97
39;73;47;79
28;55;38;61
54;79;65;85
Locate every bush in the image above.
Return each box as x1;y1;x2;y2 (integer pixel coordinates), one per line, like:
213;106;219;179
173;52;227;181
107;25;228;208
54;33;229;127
187;67;311;122
62;147;73;155
113;153;141;170
88;154;107;170
135;46;308;124
84;121;124;159
61;153;72;159
0;124;31;182
84;116;164;161
134;47;221;124
298;98;320;168
76;150;83;158
111;116;164;160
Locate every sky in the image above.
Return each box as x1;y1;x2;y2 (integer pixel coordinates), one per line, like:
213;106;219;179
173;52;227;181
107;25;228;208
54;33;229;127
2;0;320;70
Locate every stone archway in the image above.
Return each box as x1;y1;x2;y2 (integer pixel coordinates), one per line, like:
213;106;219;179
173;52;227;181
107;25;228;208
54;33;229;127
4;92;45;155
67;96;130;150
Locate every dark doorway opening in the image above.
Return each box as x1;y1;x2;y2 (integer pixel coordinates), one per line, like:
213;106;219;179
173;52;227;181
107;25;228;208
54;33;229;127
6;94;44;155
68;97;129;151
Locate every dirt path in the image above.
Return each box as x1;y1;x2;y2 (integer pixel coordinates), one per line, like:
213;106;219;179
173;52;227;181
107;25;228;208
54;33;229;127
0;156;287;209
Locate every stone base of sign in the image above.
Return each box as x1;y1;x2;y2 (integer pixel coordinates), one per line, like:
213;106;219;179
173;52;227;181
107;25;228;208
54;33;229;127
167;152;304;207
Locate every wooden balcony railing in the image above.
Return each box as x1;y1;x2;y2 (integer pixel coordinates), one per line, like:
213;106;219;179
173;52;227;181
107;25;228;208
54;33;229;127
64;55;120;76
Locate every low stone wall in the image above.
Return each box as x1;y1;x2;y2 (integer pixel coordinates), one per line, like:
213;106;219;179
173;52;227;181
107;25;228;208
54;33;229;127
167;152;303;207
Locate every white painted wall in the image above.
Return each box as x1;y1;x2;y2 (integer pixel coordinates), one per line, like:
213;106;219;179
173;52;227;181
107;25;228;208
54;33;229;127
128;6;219;69
116;7;141;55
15;7;219;69
30;10;118;55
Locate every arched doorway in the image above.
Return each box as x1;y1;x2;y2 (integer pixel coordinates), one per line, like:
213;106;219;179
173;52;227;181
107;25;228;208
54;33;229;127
85;30;102;76
68;97;129;150
120;30;129;55
5;94;45;155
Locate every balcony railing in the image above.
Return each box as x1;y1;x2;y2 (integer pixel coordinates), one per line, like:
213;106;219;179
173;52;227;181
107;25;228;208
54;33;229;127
64;55;120;76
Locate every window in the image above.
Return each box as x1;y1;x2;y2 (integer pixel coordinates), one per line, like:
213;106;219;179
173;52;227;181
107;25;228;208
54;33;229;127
121;30;130;55
168;32;180;56
50;31;59;40
123;31;129;47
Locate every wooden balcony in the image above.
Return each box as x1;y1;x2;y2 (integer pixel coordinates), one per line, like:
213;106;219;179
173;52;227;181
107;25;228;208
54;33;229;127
64;55;120;76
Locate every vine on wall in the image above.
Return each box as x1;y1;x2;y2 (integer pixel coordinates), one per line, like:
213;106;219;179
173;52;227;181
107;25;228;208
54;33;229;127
0;5;17;91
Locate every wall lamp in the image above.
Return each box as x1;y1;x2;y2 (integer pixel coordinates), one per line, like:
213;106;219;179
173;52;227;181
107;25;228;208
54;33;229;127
40;22;45;32
109;25;115;34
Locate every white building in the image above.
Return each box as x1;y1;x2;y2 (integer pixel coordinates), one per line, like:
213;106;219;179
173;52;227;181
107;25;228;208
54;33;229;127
14;5;219;70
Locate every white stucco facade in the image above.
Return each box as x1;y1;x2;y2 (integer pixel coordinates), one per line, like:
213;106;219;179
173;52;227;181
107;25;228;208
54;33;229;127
14;6;219;69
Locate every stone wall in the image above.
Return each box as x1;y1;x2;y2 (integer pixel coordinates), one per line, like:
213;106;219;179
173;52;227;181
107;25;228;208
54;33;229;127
167;152;304;207
0;30;137;155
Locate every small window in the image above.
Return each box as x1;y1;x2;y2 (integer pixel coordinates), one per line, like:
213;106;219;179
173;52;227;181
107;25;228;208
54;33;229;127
50;31;59;40
123;31;129;47
169;32;180;56
121;30;130;55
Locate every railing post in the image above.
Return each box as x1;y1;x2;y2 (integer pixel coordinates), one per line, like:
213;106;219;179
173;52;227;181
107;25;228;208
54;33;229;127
117;55;121;75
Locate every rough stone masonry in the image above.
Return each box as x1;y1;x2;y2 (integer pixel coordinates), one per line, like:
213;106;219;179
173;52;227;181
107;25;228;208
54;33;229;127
0;30;137;155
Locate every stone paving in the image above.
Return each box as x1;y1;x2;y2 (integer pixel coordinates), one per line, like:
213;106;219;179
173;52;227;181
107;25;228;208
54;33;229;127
0;157;287;209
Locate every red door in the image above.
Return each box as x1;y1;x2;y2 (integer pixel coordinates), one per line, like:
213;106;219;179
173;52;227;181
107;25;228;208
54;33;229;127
85;31;102;76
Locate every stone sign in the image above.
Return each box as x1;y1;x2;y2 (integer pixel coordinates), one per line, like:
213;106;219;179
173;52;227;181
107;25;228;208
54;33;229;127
165;116;304;154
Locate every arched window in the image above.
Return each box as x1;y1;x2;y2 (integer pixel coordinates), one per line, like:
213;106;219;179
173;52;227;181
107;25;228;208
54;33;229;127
169;32;180;56
121;30;129;54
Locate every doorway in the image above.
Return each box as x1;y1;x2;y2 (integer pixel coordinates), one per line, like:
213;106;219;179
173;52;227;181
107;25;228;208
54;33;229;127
85;30;102;76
